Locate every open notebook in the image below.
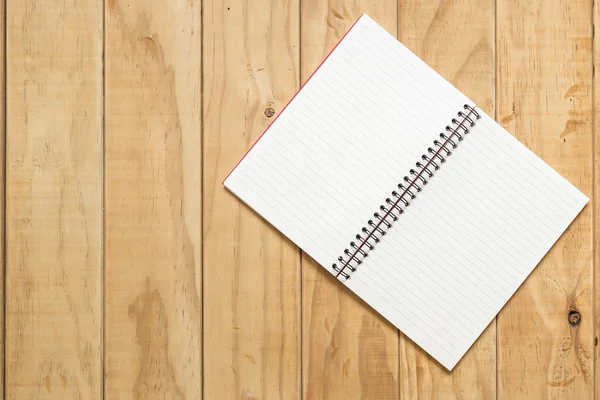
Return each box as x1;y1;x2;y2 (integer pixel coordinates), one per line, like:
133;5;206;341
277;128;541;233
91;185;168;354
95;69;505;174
223;14;589;370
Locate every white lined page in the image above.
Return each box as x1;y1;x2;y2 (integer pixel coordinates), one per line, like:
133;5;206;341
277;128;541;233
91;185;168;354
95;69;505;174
224;14;589;370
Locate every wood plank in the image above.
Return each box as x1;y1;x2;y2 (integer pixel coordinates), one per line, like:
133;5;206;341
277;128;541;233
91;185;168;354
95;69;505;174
496;0;594;398
202;1;300;399
5;0;102;398
301;4;399;399
104;0;202;398
397;1;496;398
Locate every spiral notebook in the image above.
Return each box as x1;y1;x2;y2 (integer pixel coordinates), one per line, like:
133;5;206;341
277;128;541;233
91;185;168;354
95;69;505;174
222;14;589;370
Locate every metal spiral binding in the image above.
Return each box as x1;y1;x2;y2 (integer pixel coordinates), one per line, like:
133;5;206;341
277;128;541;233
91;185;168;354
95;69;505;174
332;104;481;280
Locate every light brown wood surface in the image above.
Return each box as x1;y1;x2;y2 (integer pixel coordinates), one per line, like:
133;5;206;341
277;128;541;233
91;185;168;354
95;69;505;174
1;0;598;399
6;0;103;399
104;0;202;399
203;0;301;399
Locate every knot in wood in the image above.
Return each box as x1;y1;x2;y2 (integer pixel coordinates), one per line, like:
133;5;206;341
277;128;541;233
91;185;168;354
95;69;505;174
265;107;275;118
568;310;581;326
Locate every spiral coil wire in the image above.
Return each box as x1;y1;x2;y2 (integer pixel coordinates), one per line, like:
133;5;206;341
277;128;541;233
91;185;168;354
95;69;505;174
332;105;481;279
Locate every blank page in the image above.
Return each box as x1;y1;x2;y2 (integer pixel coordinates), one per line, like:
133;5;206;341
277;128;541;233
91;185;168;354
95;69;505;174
223;14;588;370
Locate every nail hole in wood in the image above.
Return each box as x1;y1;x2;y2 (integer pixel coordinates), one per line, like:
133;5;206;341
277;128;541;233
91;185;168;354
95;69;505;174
265;107;275;118
568;310;581;326
595;337;598;346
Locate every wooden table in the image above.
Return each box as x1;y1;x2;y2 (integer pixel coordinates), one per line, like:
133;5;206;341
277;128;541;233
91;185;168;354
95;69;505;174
3;0;597;398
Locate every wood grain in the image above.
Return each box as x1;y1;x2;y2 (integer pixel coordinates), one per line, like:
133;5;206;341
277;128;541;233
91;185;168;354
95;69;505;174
301;3;399;399
5;0;102;398
104;0;202;398
202;1;301;399
497;0;594;398
397;1;496;398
